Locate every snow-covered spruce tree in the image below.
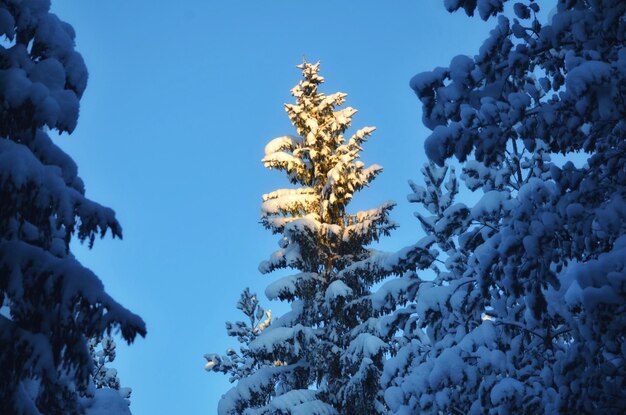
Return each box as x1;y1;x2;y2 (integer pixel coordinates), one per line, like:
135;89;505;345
383;1;625;413
382;162;518;414
89;336;133;404
204;288;272;385
0;1;146;414
207;61;420;414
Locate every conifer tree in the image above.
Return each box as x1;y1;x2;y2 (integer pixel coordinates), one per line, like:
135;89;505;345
208;61;409;414
382;163;503;414
383;1;626;413
0;1;146;413
204;288;272;386
89;336;133;405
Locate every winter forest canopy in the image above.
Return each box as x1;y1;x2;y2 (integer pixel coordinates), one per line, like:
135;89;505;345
0;0;624;414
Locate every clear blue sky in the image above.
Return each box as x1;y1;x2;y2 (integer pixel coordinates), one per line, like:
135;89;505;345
50;1;491;413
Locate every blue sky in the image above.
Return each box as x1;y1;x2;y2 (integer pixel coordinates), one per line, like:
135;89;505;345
50;1;491;413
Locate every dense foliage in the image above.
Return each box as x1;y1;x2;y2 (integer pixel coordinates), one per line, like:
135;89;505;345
382;0;625;413
206;61;422;414
208;1;624;414
0;1;145;413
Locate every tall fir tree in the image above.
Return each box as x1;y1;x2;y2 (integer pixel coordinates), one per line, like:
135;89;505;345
382;0;626;413
207;61;420;414
0;1;146;413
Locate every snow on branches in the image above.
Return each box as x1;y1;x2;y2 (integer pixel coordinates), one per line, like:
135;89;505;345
383;1;626;413
208;61;399;414
0;1;145;413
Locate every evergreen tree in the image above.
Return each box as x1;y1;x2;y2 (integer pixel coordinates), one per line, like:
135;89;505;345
383;0;625;413
89;336;133;404
204;288;272;386
0;1;146;413
382;163;508;414
208;61;416;414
